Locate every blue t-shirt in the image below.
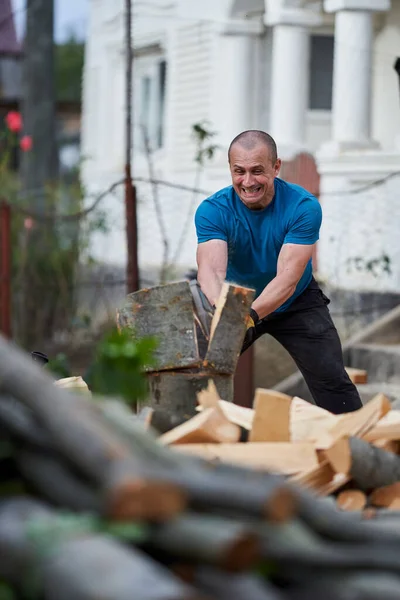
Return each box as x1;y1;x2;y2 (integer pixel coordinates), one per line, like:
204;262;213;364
194;178;322;313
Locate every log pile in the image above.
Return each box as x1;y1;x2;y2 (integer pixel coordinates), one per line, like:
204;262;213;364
162;377;400;518
3;340;400;598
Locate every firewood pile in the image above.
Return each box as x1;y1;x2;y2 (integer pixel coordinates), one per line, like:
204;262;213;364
2;278;400;599
4;339;400;600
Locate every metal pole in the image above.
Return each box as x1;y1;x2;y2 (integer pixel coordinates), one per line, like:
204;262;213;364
125;0;139;293
0;202;11;338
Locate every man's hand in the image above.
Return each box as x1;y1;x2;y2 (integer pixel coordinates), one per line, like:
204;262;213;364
242;308;260;354
247;308;259;330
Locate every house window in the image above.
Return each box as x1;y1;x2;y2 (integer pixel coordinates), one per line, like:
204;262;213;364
309;35;334;110
136;55;167;152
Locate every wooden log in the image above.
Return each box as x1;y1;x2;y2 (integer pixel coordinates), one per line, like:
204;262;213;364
286;573;400;600
345;367;368;384
344;436;400;491
173;442;318;475
159;407;240;446
194;568;284;600
363;410;400;443
314;393;391;450
249;389;292;442
0;498;202;600
196;398;254;431
204;283;255;374
117;281;201;372
144;513;260;572
336;490;367;512
16;447;101;513
370;482;400;508
0;395;52;450
85;399;297;522
289;397;336;444
146;370;234;427
0;337;186;521
295;489;400;544
290;460;338;494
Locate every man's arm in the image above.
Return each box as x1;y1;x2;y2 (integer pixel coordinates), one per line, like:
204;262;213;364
252;243;314;320
196;239;228;306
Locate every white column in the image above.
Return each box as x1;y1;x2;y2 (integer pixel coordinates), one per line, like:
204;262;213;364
323;0;391;151
265;1;322;159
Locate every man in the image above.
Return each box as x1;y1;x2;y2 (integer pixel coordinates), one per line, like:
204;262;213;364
194;130;362;415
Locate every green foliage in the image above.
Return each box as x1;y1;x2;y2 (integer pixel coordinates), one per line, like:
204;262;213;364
0;582;16;600
192;121;219;165
47;353;72;379
55;34;84;102
86;327;158;408
26;512;150;560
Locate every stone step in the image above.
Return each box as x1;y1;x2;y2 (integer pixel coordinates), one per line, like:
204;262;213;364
348;343;400;384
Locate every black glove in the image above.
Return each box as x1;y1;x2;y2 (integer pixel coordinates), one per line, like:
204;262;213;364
241;308;259;354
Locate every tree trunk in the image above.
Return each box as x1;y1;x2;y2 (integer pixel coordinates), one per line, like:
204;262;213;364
146;370;234;429
21;0;58;195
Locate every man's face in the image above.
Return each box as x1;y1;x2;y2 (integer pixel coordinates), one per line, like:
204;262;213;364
229;144;281;210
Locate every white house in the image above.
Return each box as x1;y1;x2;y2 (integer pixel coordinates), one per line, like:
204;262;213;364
81;0;400;293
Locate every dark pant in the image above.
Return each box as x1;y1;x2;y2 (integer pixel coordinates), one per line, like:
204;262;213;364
243;279;362;414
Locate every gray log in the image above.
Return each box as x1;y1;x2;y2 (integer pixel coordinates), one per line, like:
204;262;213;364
0;337;186;521
0;498;203;600
16;448;101;513
349;436;400;490
0;395;52;449
286;573;400;600
146;370;234;426
117;281;201;372
145;512;260;572
194;567;285;600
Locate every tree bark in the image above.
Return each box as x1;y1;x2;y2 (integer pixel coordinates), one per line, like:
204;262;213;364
117;282;201;371
21;0;58;194
146;370;234;428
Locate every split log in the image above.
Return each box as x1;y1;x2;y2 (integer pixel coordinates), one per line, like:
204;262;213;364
289;397;336;444
159;407;240;446
314;393;391;450
249;389;292;442
345;367;368;384
144;513;260;572
196;398;254;431
0;498;202;600
204;283;255;374
290;460;338;494
363;410;400;443
146;370;234;427
173;442;318;475
336;490;367;512
117;281;201;371
0;337;186;521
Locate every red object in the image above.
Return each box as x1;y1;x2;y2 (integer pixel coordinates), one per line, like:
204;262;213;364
20;135;33;152
5;111;22;133
0;202;11;338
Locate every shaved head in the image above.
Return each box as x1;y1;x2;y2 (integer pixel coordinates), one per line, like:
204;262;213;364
228;130;278;164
